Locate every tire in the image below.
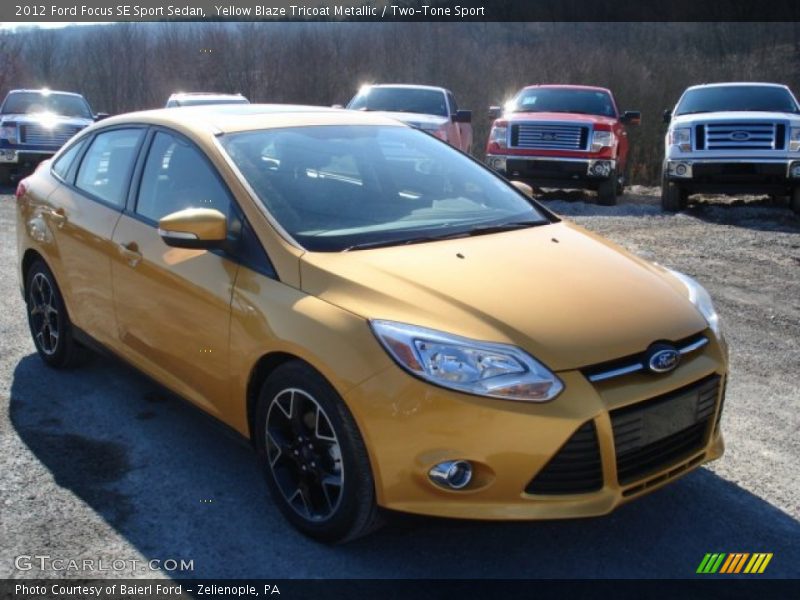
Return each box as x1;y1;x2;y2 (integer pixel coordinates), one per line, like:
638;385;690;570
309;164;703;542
597;170;618;206
792;187;800;216
0;165;12;187
254;361;382;543
661;176;687;212
25;259;84;368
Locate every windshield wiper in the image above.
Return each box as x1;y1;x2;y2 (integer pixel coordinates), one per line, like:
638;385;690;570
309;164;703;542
342;220;547;251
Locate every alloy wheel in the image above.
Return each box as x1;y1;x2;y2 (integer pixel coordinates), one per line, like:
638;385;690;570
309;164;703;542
265;388;344;521
28;272;60;356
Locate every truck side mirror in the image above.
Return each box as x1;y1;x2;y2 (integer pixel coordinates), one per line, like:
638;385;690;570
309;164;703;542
453;110;472;123
488;106;503;120
621;111;641;125
663;109;672;124
94;112;110;121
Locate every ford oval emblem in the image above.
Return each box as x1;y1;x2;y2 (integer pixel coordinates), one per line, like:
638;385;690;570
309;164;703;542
647;346;680;374
730;131;750;141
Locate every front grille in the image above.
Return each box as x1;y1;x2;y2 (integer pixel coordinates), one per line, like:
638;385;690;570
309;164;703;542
511;123;589;151
702;122;781;151
611;375;720;485
525;421;603;495
20;123;81;146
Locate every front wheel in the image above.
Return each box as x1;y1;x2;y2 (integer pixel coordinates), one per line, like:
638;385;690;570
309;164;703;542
661;176;688;212
255;361;382;543
791;187;800;216
597;170;618;206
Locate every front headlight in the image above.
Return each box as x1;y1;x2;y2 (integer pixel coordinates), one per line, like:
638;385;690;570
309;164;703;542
0;125;17;143
370;320;563;402
667;269;721;338
591;130;615;152
489;124;508;149
789;127;800;152
669;128;692;152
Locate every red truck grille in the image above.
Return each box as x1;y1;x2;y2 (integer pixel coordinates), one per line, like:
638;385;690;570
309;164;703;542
511;123;589;151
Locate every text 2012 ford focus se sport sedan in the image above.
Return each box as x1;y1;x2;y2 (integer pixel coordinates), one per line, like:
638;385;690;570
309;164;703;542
15;105;728;542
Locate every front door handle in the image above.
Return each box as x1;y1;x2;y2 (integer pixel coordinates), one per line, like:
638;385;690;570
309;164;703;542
119;242;142;268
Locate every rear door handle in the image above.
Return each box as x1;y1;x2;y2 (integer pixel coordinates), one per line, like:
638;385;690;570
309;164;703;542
119;242;142;268
47;208;67;228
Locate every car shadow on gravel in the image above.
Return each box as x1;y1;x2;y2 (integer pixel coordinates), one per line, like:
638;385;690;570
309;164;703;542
9;353;800;579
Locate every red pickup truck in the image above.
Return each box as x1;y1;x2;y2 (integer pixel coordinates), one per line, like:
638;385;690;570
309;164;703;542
485;85;640;205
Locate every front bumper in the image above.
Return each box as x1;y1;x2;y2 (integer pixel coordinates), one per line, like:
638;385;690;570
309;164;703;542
346;331;727;520
664;158;800;194
487;155;616;189
0;149;54;169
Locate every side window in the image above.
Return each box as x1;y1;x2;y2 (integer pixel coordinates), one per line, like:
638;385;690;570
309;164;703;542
75;129;143;207
136;131;231;222
51;138;86;182
447;92;458;114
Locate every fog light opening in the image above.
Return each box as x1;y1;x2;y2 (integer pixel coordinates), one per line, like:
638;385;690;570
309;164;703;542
675;163;687;176
429;460;473;490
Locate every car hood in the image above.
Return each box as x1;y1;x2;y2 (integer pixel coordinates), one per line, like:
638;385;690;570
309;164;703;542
0;113;94;127
503;111;618;127
671;110;799;126
299;221;707;371
367;111;449;128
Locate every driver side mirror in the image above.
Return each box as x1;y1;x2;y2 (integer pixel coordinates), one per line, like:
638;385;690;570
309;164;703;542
621;111;641;125
452;109;472;123
663;109;672;124
510;180;535;199
158;208;227;249
488;106;503;120
94;112;110;121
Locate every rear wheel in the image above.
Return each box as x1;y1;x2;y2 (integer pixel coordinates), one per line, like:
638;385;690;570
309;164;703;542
25;260;84;368
661;176;688;212
255;361;382;543
791;187;800;215
597;170;618;206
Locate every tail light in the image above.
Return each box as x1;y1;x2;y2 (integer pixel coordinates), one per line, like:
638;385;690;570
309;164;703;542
15;179;27;200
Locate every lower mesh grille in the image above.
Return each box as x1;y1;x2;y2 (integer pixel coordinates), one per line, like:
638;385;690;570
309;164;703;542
611;375;720;485
525;421;603;495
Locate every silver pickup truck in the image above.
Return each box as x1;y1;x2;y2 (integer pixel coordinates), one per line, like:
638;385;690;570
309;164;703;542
662;82;800;215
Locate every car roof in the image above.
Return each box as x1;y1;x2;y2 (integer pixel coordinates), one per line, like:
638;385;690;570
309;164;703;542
685;82;789;91
94;104;407;136
521;84;612;93
361;84;447;93
7;88;85;98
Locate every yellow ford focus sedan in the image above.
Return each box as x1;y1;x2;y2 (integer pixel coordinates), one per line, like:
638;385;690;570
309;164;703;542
15;105;727;542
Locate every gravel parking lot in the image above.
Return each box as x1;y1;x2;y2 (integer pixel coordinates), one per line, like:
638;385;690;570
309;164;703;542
1;186;798;579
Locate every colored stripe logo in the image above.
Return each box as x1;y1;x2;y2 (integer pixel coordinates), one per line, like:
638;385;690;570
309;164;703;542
696;553;773;574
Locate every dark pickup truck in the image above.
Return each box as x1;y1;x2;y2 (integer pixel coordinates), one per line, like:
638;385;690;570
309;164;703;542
0;89;103;184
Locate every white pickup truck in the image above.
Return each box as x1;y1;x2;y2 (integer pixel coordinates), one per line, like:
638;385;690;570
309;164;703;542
662;82;800;214
346;84;473;154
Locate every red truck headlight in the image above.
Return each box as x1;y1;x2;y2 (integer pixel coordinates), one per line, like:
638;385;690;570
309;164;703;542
591;130;615;152
489;125;508;149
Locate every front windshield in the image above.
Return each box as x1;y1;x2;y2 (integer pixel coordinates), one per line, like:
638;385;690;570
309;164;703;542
1;92;92;118
348;88;448;117
675;86;799;115
509;88;616;117
221;125;550;252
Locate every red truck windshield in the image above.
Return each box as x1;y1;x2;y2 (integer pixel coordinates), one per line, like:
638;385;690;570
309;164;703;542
509;88;616;118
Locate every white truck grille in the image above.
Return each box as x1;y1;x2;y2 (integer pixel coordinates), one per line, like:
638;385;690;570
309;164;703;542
702;122;783;151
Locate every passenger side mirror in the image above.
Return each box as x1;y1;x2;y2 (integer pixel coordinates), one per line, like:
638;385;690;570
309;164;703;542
621;111;641;125
663;109;672;124
510;180;535;199
94;112;110;121
488;106;503;120
158;208;227;249
453;109;472;123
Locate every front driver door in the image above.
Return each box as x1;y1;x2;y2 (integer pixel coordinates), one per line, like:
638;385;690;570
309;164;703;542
110;129;239;415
